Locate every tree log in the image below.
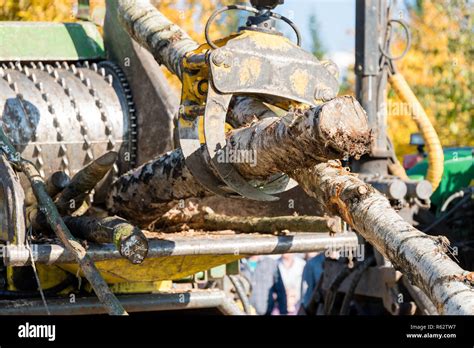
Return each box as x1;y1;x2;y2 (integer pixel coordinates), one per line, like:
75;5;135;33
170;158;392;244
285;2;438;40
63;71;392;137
156;205;341;234
291;160;474;315
19;161;127;316
107;96;370;225
228;96;369;179
56;151;117;214
63;216;149;264
45;171;71;198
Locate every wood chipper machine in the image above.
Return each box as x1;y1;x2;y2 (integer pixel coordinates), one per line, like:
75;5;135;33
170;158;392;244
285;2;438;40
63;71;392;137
0;0;472;316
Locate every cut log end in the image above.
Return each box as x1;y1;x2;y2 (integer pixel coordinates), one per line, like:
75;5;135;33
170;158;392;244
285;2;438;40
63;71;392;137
119;230;149;264
46;171;70;197
95;151;118;167
318;96;371;160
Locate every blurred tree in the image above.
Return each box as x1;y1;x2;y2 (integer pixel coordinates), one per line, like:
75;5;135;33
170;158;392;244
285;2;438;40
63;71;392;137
388;0;473;158
308;13;325;59
0;0;106;21
0;0;74;21
155;0;242;90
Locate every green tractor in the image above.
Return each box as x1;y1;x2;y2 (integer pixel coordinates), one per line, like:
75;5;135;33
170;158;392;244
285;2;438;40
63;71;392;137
405;136;474;269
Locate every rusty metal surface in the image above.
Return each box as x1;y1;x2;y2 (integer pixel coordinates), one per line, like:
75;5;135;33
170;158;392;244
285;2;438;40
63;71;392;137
4;232;358;265
104;0;177;164
321;260;402;299
209;31;339;105
0;289;243;315
0;61;135;200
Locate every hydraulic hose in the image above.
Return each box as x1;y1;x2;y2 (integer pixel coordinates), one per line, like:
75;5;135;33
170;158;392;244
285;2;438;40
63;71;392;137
389;73;444;191
339;256;374;315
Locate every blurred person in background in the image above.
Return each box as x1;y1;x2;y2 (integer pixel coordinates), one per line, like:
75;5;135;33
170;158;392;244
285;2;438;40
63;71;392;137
240;256;286;315
277;253;306;315
299;252;325;314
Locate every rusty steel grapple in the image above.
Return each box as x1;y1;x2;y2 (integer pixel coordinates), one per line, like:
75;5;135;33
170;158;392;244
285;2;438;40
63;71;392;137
178;4;339;201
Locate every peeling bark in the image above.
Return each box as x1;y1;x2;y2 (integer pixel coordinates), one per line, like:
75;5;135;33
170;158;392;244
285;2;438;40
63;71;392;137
292;160;474;315
107;96;370;225
227;96;277;127
156;205;341;234
228;96;370;179
117;0;198;80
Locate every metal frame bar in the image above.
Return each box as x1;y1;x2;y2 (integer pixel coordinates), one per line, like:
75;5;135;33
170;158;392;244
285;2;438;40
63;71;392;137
3;232;358;266
0;289;243;315
355;0;389;160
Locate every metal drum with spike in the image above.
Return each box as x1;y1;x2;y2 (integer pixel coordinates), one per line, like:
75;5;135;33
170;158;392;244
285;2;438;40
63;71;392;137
0;61;137;201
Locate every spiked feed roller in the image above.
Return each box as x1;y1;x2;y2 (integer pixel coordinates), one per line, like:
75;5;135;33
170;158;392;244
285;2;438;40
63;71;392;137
0;60;137;194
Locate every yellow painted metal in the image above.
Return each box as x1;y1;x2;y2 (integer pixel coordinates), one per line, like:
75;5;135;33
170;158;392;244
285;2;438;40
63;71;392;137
180;34;241;144
7;264;70;291
20;31;294;292
107;280;172;294
58;254;243;284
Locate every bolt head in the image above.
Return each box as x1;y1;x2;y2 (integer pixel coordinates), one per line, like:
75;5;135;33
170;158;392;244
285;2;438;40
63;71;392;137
212;52;225;66
321;89;334;101
321;60;339;79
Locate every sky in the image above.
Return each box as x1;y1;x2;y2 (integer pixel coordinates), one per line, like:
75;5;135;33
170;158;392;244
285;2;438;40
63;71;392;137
272;0;410;75
278;0;356;71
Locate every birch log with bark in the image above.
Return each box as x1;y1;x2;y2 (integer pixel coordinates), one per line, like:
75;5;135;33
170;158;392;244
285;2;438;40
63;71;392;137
107;96;370;225
113;0;474;314
156;206;341;233
117;0;198;80
291;160;474;315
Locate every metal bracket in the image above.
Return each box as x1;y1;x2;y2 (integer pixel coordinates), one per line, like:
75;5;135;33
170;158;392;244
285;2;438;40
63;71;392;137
203;83;278;201
178;107;235;198
209;32;339;105
178;30;339;201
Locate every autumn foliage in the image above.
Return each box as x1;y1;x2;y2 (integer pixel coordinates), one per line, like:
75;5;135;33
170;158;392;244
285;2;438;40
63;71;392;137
388;0;473;157
1;0;472;157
